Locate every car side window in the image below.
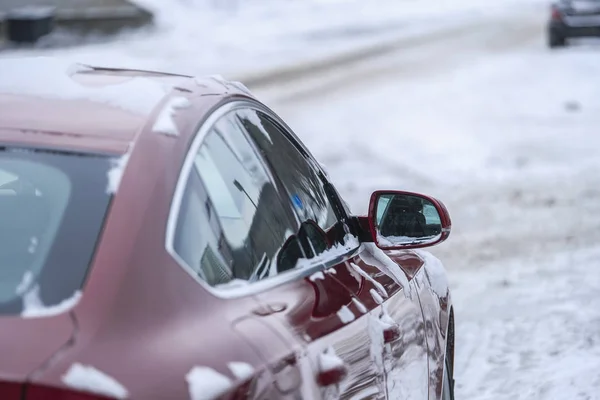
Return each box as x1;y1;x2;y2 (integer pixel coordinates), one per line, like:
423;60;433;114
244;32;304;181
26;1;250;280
172;110;308;287
235;108;353;254
171;105;358;289
173;161;234;286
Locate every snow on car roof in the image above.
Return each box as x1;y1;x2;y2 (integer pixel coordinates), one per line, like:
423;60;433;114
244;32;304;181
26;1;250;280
0;57;201;153
0;57;252;154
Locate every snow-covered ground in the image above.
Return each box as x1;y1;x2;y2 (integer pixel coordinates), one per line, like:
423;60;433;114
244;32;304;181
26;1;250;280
261;7;600;399
2;0;545;78
4;0;600;398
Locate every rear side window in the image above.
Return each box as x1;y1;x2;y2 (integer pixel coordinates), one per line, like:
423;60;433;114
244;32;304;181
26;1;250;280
0;147;113;316
172;112;306;287
171;106;361;290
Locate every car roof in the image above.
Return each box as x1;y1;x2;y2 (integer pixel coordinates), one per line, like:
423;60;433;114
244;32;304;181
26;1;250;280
0;57;247;155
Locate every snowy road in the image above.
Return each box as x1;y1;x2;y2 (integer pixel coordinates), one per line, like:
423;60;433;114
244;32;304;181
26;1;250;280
254;5;600;400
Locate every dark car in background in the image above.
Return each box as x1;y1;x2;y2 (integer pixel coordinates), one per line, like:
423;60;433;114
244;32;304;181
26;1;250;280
0;57;455;399
547;0;600;47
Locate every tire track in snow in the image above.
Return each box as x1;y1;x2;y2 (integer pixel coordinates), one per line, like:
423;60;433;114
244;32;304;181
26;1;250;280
257;12;542;106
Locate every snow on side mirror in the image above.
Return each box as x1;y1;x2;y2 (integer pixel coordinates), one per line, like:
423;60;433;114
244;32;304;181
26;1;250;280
368;190;451;250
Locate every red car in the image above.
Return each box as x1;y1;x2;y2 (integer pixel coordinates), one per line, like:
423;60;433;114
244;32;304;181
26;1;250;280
0;57;455;400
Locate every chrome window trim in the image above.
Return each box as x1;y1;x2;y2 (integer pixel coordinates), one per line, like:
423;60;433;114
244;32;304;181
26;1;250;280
165;100;359;299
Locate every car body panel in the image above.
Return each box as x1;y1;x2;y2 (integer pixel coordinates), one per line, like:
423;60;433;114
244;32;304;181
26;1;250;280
0;58;454;400
0;93;143;148
3;77;268;398
0;315;74;381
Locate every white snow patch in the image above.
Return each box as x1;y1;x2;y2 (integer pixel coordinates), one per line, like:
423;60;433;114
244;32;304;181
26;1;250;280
66;63;93;76
230;81;253;96
152;96;189;136
0;57;168;115
362;243;412;298
413;249;448;298
370;289;384;305
352;298;367;314
227;362;254;381
367;313;386;373
194;76;210;86
171;96;191;109
367;307;397;371
186;366;232;400
62;363;128;400
379;306;396;327
15;271;34;295
318;346;345;372
337;305;355;323
106;153;130;194
214;279;250;290
309;271;326;281
349;262;388;298
21;286;82;318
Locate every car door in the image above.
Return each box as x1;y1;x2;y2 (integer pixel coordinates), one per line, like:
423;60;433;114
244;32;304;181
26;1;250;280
229;105;390;399
232;104;430;399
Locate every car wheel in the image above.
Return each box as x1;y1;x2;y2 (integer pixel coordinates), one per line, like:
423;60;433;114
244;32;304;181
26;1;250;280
442;358;454;400
548;32;566;48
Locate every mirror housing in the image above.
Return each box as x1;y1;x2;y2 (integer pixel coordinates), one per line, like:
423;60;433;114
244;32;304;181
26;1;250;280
368;190;451;250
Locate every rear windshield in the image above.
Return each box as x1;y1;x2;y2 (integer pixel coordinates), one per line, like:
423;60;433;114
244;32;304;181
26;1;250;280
0;146;114;316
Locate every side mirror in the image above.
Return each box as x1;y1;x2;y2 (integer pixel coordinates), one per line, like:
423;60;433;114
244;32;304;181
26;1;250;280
368;190;451;250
